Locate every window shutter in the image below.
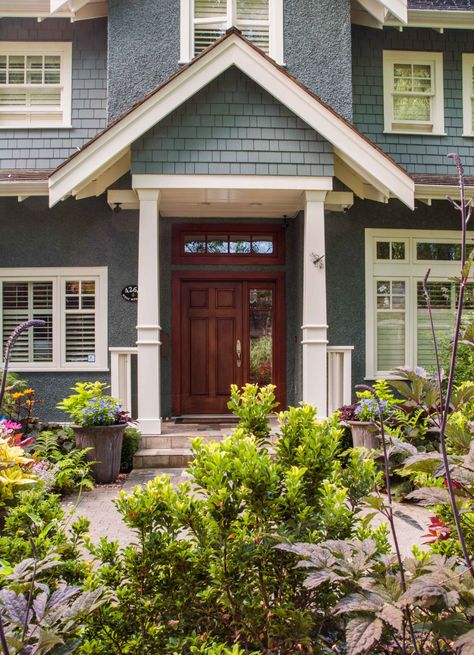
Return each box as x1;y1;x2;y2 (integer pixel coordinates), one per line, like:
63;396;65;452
2;281;53;362
376;280;406;372
64;280;96;363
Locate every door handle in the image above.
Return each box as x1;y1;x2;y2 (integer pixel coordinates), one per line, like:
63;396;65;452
236;339;242;367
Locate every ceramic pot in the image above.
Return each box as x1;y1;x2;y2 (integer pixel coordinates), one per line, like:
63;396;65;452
73;424;125;484
347;421;379;450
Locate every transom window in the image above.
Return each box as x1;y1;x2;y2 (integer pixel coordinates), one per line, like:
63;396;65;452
366;230;474;378
172;225;284;264
462;53;474;137
180;0;283;64
0;268;107;371
0;42;72;128
383;51;444;135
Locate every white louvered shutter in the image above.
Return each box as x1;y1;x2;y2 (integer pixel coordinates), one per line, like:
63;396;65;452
194;0;227;54
376;279;406;372
236;0;269;53
1;281;53;362
64;280;97;363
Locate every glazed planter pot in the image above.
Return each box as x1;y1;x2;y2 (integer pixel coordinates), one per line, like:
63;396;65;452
73;424;125;484
347;421;379;451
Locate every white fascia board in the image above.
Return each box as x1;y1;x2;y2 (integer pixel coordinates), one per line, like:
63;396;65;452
356;0;387;24
386;10;474;29
379;0;407;23
415;184;474;201
0;182;48;197
49;34;414;208
132;174;333;191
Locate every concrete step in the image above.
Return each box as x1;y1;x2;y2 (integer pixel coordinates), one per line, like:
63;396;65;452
140;433;225;449
133;448;193;469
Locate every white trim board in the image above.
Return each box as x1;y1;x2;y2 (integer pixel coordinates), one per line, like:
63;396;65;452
49;31;414;209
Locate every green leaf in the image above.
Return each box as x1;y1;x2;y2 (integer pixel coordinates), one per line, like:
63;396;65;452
346;617;383;655
431;614;472;640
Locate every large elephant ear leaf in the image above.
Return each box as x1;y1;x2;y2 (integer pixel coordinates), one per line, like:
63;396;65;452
456;628;474;655
346;617;383;655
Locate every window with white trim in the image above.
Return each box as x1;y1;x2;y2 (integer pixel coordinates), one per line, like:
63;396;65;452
0;268;107;371
382;51;444;135
462;53;474;137
180;0;284;64
0;42;72;128
366;230;474;378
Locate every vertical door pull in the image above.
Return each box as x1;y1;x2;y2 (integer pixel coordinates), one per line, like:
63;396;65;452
236;339;242;367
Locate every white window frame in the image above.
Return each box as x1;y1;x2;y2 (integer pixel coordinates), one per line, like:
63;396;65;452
365;229;468;379
179;0;284;65
462;53;474;137
0;267;108;372
382;50;445;135
0;41;72;129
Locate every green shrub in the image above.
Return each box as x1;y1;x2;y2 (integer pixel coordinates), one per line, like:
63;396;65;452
120;426;141;472
82;393;379;654
227;383;278;442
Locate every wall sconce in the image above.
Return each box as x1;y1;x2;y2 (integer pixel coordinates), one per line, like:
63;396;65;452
311;252;325;269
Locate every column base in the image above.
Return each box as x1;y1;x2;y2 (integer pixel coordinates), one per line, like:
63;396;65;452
138;417;162;436
301;324;328;417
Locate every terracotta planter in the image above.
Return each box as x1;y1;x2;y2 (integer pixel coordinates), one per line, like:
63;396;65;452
347;421;379;451
73;424;125;484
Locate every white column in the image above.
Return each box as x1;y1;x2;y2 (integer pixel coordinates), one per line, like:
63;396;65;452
136;189;162;435
302;190;329;417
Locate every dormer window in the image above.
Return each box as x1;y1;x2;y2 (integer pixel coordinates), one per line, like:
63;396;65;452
383;51;445;135
0;42;72;129
180;0;283;64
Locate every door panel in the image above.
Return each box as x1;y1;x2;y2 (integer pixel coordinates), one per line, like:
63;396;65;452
181;281;244;414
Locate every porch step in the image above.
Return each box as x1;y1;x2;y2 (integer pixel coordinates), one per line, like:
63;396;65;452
139;433;225;449
133;448;193;469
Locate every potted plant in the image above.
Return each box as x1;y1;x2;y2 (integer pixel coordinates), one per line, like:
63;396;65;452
57;382;129;484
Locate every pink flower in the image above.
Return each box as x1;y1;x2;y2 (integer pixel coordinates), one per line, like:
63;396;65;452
0;419;22;432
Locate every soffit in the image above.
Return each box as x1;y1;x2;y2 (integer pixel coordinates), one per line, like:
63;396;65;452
0;0;107;21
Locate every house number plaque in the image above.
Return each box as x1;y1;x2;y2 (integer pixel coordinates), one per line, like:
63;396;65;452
122;285;138;302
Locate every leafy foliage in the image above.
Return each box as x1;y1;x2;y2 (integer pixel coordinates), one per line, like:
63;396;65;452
120;426;141;472
82;392;378;654
57;382;128;427
227;383;278;442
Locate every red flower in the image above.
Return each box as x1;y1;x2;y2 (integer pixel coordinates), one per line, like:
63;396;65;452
422;515;451;543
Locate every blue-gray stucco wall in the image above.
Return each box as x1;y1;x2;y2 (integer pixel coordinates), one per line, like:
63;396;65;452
0;196;138;420
132;67;334;177
284;0;352;122
0;17;107;169
107;0;352;123
353;25;474;175
325;198;474;396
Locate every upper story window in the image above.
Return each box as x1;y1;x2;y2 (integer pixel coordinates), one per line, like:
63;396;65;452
180;0;284;65
383;51;444;135
0;42;72;129
462;53;474;137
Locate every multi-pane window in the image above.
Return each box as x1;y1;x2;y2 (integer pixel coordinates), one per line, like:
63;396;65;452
180;0;283;64
0;42;72;128
0;269;107;370
383;51;444;134
366;231;473;377
462;53;474;136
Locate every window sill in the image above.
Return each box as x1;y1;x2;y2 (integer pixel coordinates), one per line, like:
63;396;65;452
462;133;474;138
383;130;447;137
0;122;72;130
364;374;404;381
7;366;110;373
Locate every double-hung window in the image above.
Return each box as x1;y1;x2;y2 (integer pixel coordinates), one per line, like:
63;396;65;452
366;230;474;378
0;268;107;371
462;53;474;137
383;51;444;134
0;42;72;128
180;0;283;64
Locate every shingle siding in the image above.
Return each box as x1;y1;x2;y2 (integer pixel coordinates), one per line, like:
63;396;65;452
132;68;334;177
0;17;107;169
352;25;474;175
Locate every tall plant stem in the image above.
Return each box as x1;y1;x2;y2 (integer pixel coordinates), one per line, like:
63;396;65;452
424;153;474;578
356;385;420;655
0;616;9;655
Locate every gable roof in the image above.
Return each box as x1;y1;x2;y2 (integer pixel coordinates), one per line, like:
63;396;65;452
49;28;414;209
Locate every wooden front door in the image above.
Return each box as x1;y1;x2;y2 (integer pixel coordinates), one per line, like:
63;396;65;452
180;280;244;414
173;273;285;416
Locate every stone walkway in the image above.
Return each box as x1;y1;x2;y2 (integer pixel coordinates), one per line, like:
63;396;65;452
62;468;432;556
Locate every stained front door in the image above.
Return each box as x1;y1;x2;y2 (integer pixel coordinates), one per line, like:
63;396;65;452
174;274;285;415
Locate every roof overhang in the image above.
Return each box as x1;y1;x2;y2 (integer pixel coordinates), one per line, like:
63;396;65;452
49;30;414;209
386;9;474;30
0;0;107;21
352;0;408;28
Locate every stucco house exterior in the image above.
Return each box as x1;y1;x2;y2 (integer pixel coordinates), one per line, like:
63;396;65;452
0;0;473;455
